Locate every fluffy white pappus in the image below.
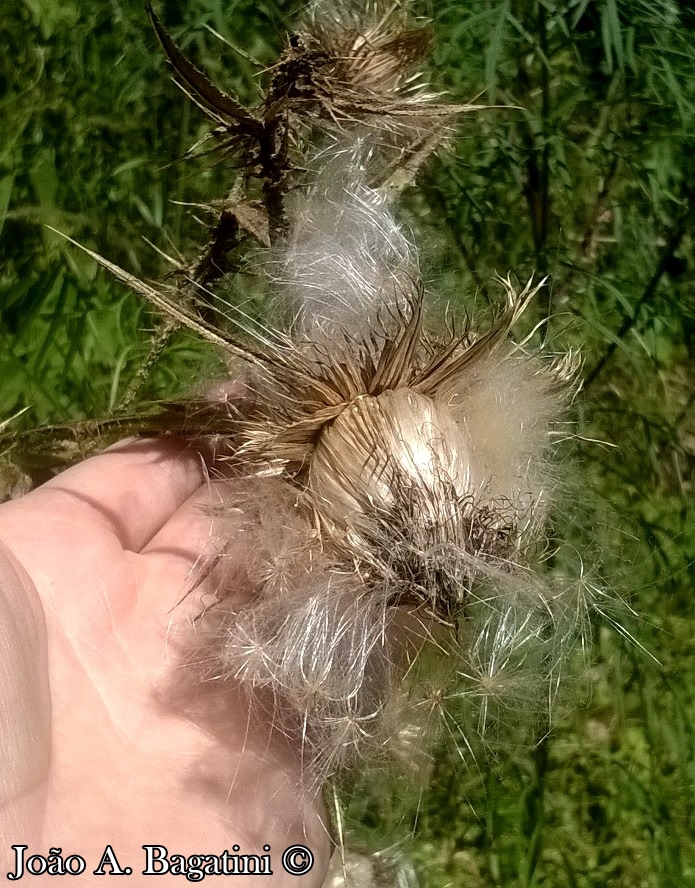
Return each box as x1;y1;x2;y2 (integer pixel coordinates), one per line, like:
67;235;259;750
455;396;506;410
277;144;418;337
453;569;582;738
212;476;399;779
436;344;571;550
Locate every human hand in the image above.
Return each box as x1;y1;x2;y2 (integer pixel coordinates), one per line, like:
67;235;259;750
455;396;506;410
0;438;329;885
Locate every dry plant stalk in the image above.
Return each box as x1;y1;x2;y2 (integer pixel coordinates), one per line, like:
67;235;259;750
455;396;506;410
6;2;598;788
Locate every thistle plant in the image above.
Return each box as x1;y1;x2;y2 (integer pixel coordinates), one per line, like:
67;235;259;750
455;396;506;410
2;1;694;885
3;1;593;793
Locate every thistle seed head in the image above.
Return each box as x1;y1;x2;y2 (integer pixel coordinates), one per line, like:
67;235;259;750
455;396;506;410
37;5;595;784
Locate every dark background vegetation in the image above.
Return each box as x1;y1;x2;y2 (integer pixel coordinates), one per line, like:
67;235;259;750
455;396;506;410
1;1;694;885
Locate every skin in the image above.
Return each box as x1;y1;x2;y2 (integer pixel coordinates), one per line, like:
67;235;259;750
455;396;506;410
0;438;330;885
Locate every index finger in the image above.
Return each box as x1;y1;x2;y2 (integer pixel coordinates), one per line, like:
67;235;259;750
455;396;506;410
0;437;206;554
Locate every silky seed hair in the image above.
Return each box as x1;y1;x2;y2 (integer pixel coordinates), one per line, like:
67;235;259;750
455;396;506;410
27;2;593;785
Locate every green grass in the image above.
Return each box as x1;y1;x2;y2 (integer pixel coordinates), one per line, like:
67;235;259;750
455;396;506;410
2;1;695;885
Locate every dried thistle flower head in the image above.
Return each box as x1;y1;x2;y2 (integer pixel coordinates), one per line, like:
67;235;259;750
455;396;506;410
138;133;575;781
147;0;479;256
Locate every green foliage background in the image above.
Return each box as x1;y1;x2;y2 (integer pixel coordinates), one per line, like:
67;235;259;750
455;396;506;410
1;0;694;885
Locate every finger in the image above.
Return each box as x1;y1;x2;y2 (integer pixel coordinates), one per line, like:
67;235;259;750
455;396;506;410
140;475;227;560
0;437;206;554
131;479;239;625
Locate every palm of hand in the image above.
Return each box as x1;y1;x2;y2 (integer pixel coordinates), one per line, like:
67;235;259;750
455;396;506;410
0;440;328;885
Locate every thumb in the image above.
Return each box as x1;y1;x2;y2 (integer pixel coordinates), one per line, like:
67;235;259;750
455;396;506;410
0;542;50;853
